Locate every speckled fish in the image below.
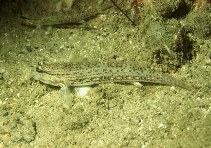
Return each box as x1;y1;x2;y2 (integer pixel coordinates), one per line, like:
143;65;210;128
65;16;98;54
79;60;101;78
33;62;191;90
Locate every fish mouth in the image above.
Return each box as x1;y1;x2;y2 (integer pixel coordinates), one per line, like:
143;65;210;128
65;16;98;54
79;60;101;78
36;66;46;73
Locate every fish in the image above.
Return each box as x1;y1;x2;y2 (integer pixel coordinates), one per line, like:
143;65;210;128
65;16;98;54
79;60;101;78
33;62;191;90
20;0;112;27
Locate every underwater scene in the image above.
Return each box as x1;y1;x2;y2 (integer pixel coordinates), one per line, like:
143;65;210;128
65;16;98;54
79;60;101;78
0;0;210;147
